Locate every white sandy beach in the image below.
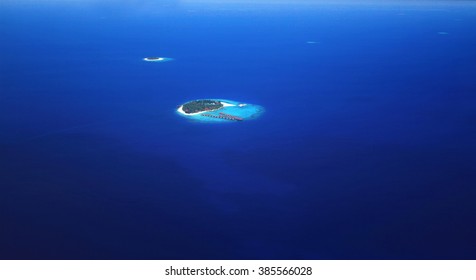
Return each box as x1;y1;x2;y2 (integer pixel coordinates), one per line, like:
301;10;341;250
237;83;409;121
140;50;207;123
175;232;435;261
221;101;236;107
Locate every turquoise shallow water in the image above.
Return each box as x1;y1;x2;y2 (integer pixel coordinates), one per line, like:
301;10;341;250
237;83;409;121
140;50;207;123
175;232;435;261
177;99;264;122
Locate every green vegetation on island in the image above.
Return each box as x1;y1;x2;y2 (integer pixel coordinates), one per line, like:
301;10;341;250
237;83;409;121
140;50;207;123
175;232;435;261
182;100;223;114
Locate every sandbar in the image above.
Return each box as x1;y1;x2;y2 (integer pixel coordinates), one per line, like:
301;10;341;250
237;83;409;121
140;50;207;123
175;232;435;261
143;57;173;62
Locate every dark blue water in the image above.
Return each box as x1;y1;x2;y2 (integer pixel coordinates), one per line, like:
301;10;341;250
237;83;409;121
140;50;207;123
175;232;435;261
1;1;476;259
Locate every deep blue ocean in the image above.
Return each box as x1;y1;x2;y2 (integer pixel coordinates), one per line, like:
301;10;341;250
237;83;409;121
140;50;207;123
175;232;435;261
1;1;476;259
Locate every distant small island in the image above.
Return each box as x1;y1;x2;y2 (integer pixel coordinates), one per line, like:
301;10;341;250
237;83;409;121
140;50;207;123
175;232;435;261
143;57;173;62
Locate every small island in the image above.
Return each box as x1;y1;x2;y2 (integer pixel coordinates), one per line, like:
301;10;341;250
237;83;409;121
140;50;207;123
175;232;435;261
143;57;173;62
177;99;264;122
180;99;224;114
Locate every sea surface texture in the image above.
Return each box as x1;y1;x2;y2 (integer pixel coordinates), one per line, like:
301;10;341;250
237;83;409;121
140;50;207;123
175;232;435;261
1;0;476;259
